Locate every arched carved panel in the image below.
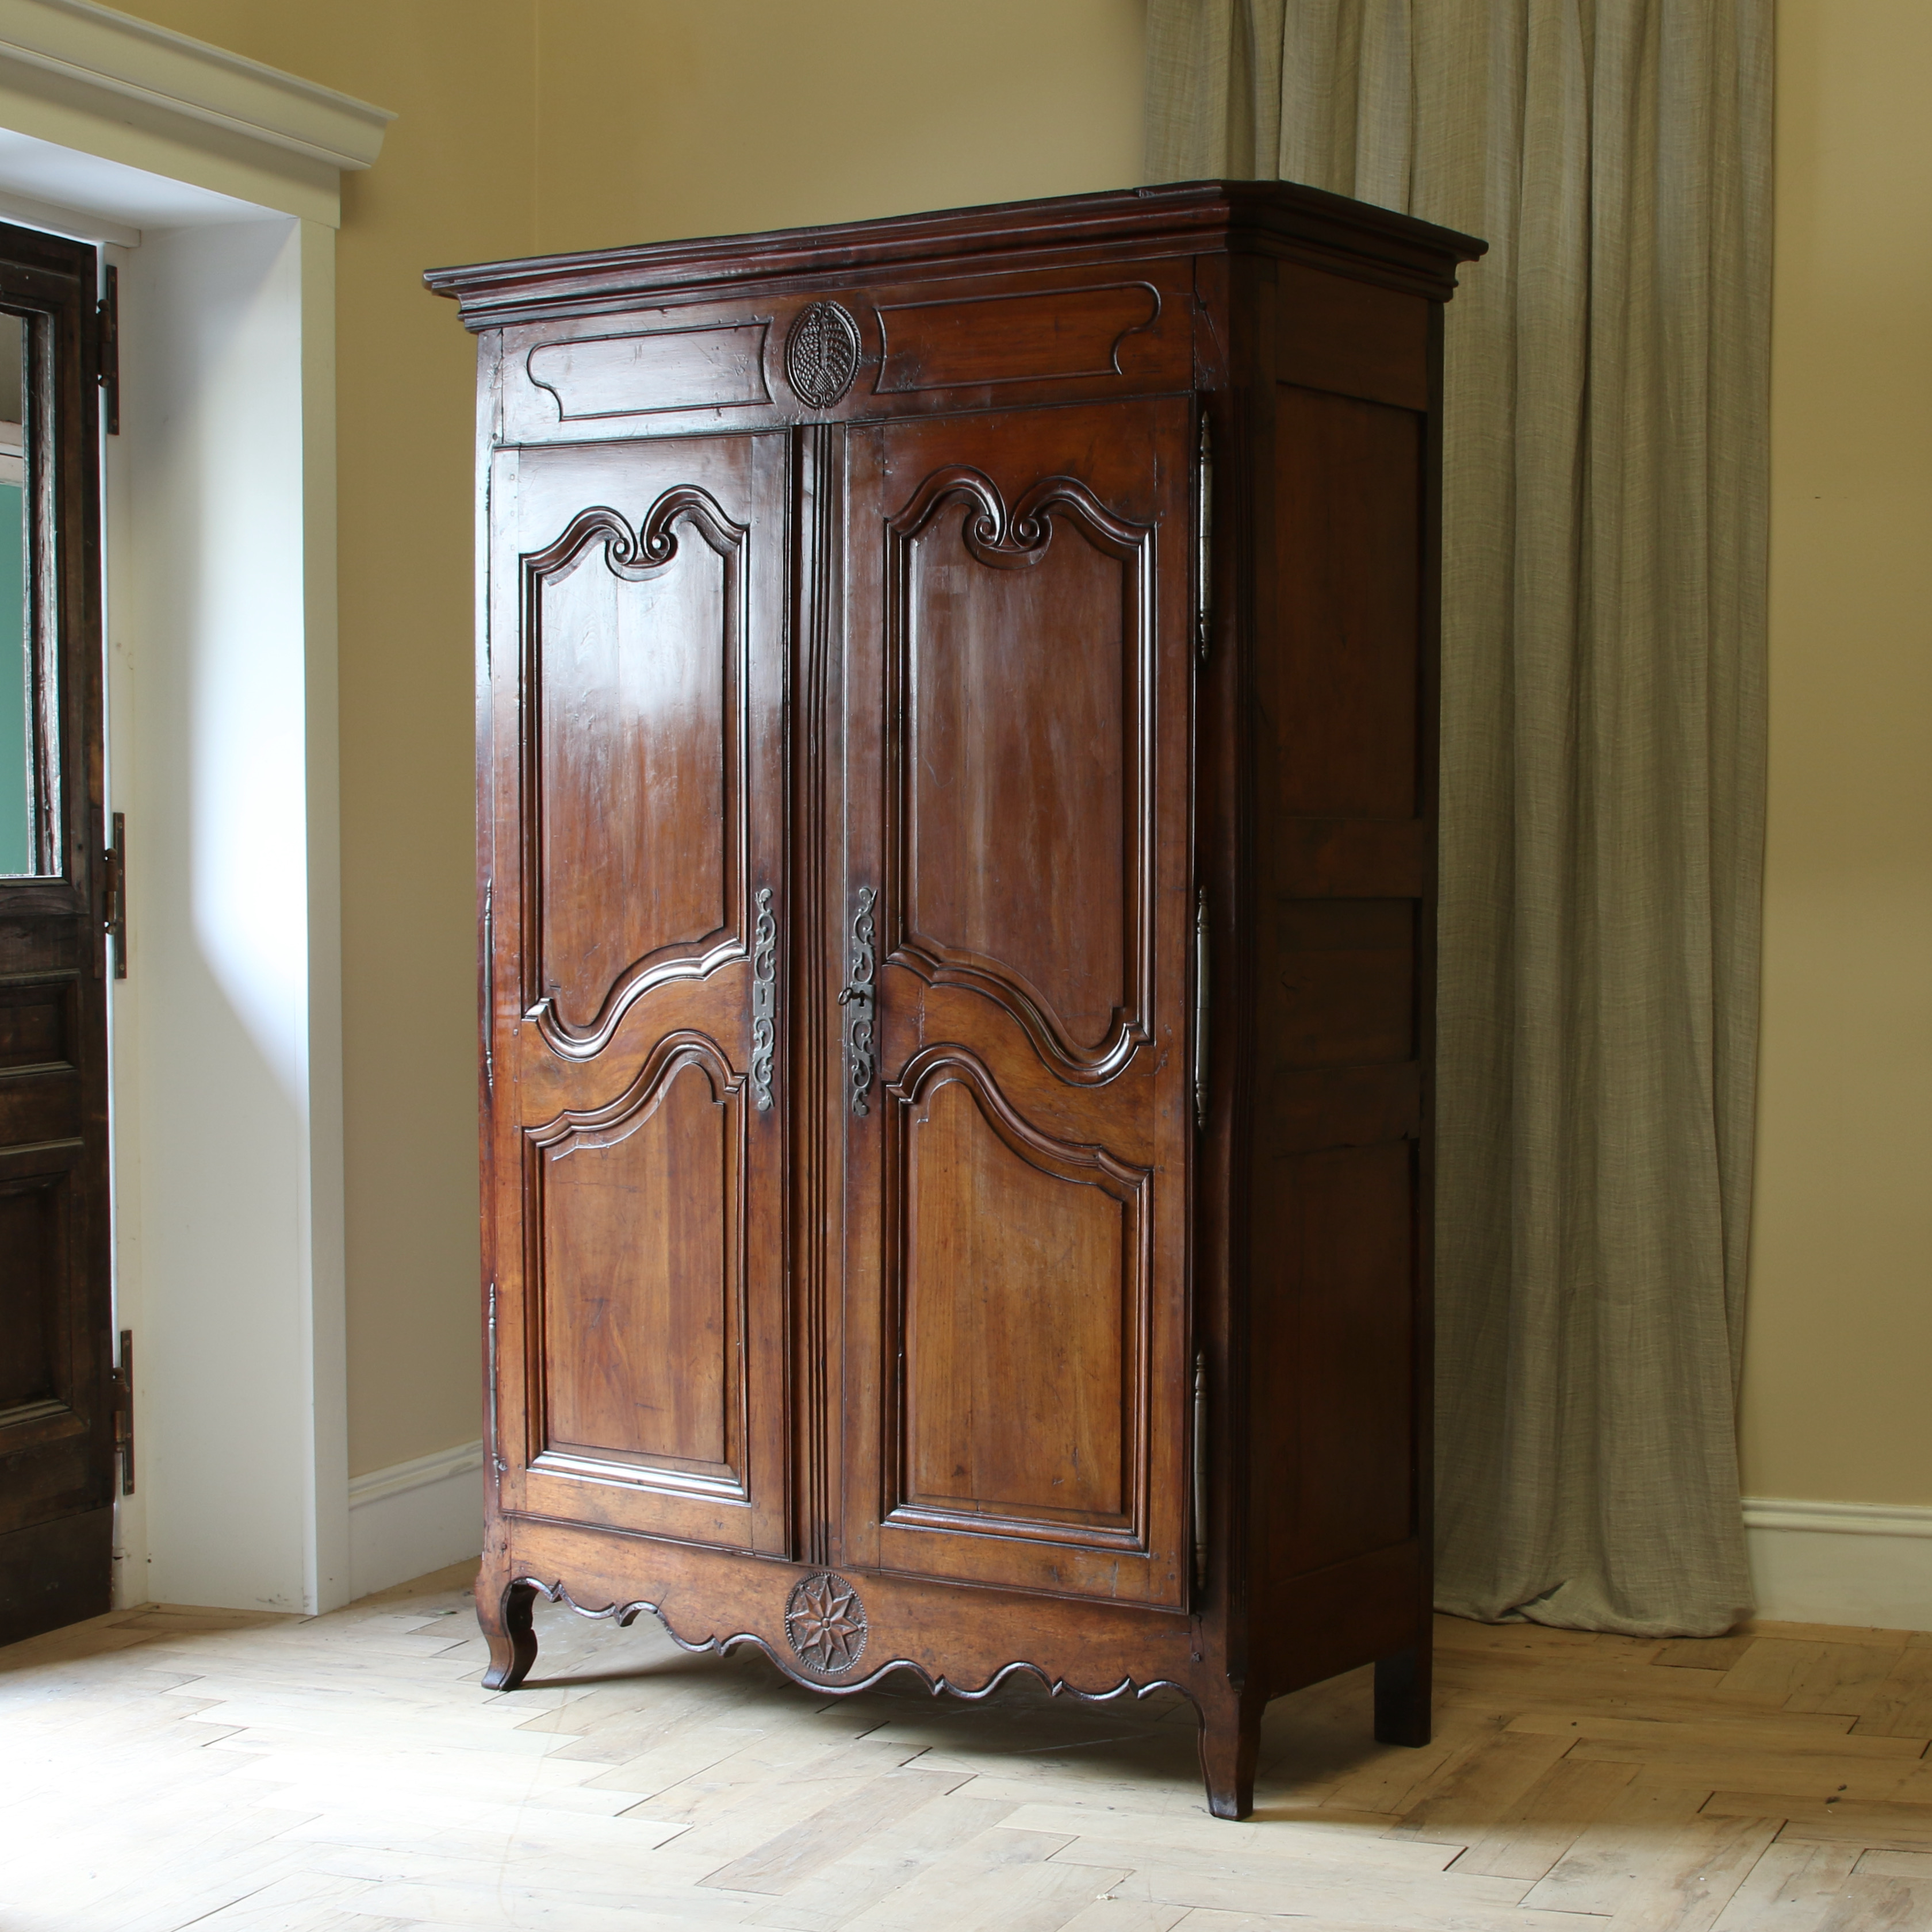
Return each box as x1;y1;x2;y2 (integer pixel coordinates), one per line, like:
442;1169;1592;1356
525;1033;746;1497
886;467;1152;1081
522;488;748;1059
883;1048;1152;1550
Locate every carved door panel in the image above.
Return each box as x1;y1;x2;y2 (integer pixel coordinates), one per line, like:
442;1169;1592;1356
836;400;1195;1608
486;431;789;1555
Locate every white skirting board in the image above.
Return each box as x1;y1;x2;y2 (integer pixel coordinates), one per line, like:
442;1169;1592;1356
1745;1496;1932;1630
347;1441;485;1602
342;1457;1930;1631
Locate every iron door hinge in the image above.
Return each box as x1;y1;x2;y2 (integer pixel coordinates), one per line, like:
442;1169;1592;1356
103;812;126;979
1192;1350;1208;1590
1194;886;1210;1130
480;880;493;1092
112;1329;133;1494
1195;411;1212;661
97;264;119;436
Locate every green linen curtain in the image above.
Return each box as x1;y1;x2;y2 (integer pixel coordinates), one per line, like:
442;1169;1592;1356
1148;0;1770;1634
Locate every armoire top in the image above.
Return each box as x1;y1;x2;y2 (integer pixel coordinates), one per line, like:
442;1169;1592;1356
425;178;1486;331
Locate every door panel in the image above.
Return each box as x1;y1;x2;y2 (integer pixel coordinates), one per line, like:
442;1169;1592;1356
895;1053;1148;1535
528;491;742;1045
0;224;112;1647
532;1042;743;1486
839;399;1193;1608
488;431;788;1555
894;477;1148;1066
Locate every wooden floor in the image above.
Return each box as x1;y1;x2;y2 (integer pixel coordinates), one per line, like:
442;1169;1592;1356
6;1565;1932;1931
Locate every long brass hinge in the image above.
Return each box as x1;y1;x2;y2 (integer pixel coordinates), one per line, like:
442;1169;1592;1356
112;1329;134;1494
97;264;119;436
103;812;126;979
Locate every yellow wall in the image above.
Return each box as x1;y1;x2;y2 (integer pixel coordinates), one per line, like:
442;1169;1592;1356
113;0;539;1474
531;0;1147;251
106;1;1930;1509
115;0;1144;1475
1739;0;1932;1505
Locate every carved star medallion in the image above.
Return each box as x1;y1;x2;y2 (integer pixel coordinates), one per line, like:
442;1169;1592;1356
784;1570;867;1674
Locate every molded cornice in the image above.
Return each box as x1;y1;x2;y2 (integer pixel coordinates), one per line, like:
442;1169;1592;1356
0;0;391;171
428;179;1486;332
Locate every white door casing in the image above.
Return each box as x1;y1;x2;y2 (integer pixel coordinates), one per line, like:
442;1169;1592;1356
0;0;390;1614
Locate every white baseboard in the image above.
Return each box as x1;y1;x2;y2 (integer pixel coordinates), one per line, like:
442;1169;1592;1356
336;1464;1930;1630
347;1440;484;1601
1743;1496;1932;1631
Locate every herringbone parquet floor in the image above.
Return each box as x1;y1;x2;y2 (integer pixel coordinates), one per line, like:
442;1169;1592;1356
5;1562;1930;1931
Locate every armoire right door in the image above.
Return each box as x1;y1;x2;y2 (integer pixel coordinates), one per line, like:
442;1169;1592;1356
835;398;1197;1609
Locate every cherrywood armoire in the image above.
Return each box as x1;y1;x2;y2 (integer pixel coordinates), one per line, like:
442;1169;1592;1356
428;180;1483;1819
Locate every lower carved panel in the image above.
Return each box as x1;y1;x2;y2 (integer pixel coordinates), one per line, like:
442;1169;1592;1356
887;1053;1149;1554
485;1519;1207;1705
526;1036;747;1498
476;1511;1432;1824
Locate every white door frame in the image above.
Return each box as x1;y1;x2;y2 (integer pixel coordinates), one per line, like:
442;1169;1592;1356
0;1;390;1615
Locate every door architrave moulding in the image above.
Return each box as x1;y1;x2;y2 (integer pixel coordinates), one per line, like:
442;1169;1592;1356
0;0;391;1616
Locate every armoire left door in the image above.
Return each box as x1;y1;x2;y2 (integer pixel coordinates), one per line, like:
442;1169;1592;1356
484;428;792;1557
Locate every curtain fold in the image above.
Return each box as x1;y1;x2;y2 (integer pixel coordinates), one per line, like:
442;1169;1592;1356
1148;0;1769;1635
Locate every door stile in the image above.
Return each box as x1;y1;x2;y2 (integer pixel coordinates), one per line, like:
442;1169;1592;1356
790;417;846;1569
480;430;516;1523
483;440;534;1538
834;422;888;1577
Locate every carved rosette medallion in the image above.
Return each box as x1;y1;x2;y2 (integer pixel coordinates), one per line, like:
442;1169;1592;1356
784;301;860;410
784;1570;867;1674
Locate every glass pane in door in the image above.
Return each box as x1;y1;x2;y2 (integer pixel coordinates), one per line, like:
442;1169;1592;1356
0;309;29;875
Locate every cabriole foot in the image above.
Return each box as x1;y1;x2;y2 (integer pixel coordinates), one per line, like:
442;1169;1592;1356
477;1571;538;1692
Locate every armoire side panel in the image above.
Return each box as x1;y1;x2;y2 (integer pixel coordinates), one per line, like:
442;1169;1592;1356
1250;366;1431;1634
1264;386;1422;819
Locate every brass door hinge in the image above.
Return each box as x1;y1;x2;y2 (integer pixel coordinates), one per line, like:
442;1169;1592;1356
112;1329;133;1494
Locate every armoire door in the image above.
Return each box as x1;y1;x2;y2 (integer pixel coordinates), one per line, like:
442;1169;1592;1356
835;398;1197;1608
485;428;790;1556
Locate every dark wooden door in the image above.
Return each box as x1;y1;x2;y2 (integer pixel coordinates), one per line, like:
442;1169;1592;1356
0;225;113;1646
485;430;791;1556
835;400;1195;1608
